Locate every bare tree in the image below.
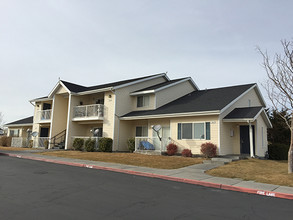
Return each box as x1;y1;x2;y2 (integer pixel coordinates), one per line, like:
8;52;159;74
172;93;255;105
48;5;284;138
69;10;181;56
257;40;293;173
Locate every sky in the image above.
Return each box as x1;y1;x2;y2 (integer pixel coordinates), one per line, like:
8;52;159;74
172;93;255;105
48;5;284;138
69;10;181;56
0;0;293;124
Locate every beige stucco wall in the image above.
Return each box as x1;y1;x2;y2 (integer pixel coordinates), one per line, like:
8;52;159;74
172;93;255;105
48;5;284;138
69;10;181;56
156;81;195;108
170;115;219;154
56;85;68;94
219;87;265;155
255;113;268;156
115;76;167;116
131;94;156;111
7;126;32;138
50;94;68;140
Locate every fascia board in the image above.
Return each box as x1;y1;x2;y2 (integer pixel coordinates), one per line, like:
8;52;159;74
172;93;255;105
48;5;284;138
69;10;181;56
29;97;53;103
113;73;168;90
120;110;220;120
223;118;255;123
76;87;113;95
220;84;256;114
48;81;71;98
254;84;267;107
5;123;33;127
130;90;155;96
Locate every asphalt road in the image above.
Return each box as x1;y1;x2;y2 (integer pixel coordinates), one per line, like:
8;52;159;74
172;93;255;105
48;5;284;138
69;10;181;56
0;156;292;220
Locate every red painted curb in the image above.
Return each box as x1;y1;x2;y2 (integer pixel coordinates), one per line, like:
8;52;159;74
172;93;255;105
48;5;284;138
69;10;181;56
1;152;293;200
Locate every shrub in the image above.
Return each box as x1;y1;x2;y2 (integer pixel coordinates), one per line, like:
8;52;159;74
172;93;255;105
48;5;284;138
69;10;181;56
98;137;113;152
201;142;217;158
166;143;178;156
181;149;192;157
127;138;135;153
28;140;33;148
0;136;12;147
73;138;84;151
85;138;96;152
268;143;290;160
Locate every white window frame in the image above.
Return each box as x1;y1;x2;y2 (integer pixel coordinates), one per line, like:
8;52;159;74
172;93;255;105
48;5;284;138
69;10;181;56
137;95;149;108
135;126;148;137
178;122;210;140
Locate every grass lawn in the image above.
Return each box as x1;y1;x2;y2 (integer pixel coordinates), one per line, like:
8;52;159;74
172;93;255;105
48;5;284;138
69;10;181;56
37;151;205;169
206;158;293;187
0;146;41;151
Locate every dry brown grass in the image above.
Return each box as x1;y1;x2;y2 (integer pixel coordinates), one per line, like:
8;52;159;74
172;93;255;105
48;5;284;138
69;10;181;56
0;146;40;151
37;151;205;169
206;158;293;187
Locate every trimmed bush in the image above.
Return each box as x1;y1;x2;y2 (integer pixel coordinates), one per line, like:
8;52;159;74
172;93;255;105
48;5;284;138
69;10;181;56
268;143;290;160
181;149;192;157
127;138;135;153
85;138;96;152
73;138;84;151
98;137;113;152
166;143;178;156
201;142;217;158
0;136;12;147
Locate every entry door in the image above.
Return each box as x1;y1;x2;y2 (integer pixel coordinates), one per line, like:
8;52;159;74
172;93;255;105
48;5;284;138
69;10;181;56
40;128;49;137
240;125;255;154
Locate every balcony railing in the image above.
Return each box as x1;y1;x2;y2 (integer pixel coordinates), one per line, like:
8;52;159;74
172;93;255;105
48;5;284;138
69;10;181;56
33;137;50;148
37;109;51;122
73;104;104;120
135;137;171;152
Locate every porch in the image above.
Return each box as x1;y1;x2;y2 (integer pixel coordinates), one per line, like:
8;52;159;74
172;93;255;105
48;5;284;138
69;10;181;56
134;137;171;154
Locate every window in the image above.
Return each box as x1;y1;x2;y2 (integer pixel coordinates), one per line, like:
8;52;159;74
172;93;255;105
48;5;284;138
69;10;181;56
178;122;211;140
137;95;149;108
136;126;148;137
10;129;19;137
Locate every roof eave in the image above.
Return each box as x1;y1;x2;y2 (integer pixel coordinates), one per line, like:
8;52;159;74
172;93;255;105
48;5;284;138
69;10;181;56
113;73;168;90
120;110;220;120
5;123;33;127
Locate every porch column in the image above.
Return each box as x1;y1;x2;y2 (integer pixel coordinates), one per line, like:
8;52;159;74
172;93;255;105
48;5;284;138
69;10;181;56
249;122;254;157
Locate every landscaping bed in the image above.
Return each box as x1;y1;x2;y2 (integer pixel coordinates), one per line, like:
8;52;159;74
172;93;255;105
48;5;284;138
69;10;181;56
36;151;205;169
206;158;293;187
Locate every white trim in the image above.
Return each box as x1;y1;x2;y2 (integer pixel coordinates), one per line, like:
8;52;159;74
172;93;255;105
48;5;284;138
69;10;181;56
6;124;33;127
77;87;113;95
220;84;256;114
112;91;117;151
218;117;221;155
64;94;72;150
48;81;71;98
113;73;167;90
223;118;256;123
129;78;198;96
29;97;53;103
130;90;155;96
261;110;273;128
255;84;267;107
120;110;220;120
48;96;55;149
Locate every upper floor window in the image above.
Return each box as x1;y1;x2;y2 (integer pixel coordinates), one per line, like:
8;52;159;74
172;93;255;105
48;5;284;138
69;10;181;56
137;95;149;108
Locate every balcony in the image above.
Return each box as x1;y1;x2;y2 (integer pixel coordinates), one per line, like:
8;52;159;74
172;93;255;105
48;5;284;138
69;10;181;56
37;109;52;123
73;104;104;121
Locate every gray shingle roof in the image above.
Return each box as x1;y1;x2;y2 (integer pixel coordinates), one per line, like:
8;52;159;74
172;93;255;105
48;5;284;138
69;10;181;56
61;73;167;93
132;78;189;93
223;107;263;119
122;83;256;117
5;116;33;126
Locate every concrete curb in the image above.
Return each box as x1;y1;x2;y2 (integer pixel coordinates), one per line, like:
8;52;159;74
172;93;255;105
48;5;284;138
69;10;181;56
1;152;293;200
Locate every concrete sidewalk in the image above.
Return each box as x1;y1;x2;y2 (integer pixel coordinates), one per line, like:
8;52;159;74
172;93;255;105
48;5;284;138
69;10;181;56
1;149;293;200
